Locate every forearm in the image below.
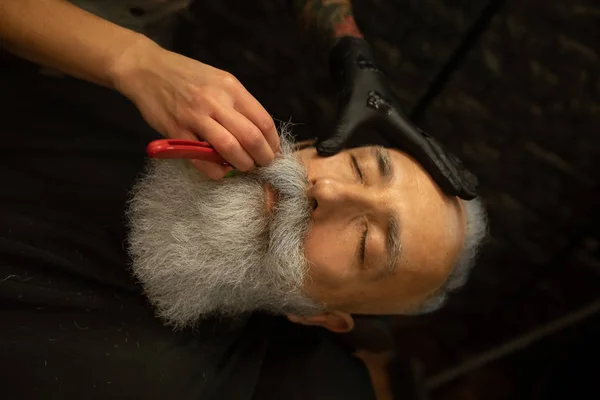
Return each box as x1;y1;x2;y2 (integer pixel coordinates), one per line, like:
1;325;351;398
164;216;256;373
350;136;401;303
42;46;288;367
292;0;363;50
0;0;156;89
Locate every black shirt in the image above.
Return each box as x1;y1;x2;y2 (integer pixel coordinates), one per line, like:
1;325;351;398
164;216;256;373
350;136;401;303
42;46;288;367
0;60;375;400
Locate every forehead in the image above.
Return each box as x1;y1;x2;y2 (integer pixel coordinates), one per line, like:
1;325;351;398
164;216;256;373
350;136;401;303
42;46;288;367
362;147;466;311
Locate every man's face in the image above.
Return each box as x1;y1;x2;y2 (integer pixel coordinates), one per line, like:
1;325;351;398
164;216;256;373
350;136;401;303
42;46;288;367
128;135;466;328
297;145;465;315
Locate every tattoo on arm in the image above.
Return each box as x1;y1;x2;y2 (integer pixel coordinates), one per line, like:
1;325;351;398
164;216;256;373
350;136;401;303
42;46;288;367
293;0;363;47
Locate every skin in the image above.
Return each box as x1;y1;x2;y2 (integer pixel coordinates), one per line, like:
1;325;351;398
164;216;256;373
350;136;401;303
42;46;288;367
0;0;279;179
0;0;361;180
295;145;466;318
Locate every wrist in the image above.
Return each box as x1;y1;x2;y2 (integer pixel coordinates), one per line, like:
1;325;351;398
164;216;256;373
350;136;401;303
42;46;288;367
293;0;363;52
332;15;363;41
109;34;162;98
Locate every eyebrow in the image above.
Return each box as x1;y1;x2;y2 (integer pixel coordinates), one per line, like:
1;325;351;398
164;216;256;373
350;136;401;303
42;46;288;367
384;214;402;277
374;146;393;183
370;147;402;277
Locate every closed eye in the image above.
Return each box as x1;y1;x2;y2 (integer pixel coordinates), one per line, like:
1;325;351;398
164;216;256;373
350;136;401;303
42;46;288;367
350;152;368;266
350;154;364;183
360;222;368;264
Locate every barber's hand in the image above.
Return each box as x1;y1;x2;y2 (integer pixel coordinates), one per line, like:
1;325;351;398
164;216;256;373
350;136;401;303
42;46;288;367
113;40;280;179
320;37;478;200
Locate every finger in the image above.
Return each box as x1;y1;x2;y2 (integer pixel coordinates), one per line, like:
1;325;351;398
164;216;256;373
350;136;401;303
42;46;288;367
167;128;236;180
234;91;280;154
316;107;360;157
214;110;275;167
191;117;255;172
316;135;345;157
190;159;234;180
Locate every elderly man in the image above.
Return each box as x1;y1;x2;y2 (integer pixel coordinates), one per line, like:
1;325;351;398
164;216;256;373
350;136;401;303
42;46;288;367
129;131;487;332
0;82;486;398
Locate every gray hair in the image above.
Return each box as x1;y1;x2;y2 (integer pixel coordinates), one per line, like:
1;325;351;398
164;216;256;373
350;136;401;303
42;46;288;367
417;198;489;313
127;131;322;328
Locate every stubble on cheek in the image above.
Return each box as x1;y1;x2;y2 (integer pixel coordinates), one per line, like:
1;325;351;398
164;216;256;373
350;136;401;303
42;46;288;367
300;226;356;310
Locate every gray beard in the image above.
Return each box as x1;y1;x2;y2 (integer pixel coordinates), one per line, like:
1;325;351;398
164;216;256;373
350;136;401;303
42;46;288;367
127;135;322;328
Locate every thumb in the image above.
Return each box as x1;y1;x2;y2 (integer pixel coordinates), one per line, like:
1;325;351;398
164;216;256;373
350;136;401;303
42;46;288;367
316;107;360;157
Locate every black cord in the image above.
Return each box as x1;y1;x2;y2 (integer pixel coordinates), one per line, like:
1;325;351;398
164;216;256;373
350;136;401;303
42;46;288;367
410;0;509;122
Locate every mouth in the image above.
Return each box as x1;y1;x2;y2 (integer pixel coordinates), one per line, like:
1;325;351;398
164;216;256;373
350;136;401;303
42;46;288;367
264;183;279;213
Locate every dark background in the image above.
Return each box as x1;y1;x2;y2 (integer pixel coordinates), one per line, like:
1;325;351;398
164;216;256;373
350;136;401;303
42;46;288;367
2;0;598;398
177;0;600;398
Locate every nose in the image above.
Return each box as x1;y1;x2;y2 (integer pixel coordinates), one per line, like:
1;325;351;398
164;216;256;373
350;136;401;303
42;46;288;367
308;178;371;220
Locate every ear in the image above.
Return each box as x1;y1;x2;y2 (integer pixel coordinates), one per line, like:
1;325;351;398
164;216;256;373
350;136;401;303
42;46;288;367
287;311;355;333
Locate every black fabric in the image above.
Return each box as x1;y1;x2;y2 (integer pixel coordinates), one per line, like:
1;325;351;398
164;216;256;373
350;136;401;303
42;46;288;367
252;319;377;400
0;59;375;400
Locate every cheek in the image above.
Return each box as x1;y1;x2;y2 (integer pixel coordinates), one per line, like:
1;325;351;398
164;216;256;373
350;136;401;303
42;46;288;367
303;222;355;289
